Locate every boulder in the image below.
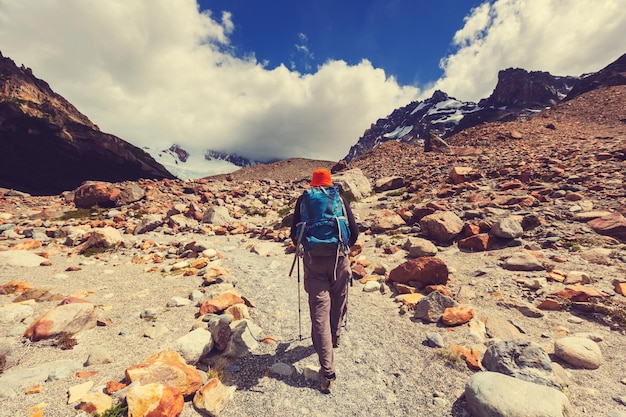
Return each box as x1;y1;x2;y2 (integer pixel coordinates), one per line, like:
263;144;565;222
482;340;561;388
419;211;464;243
125;349;203;397
389;257;449;286
24;301;96;341
554;336;603;369
465;372;571;417
193;378;236;417
73;182;121;208
413;291;458;323
126;383;184;417
332;168;372;201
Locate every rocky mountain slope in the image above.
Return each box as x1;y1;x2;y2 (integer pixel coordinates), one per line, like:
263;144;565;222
343;56;621;162
0;52;174;196
1;71;624;416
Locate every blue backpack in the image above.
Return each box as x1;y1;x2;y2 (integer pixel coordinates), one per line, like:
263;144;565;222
295;186;351;256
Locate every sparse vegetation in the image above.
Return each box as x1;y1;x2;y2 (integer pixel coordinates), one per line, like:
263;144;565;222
243;206;268;217
436;347;463;367
82;246;110;257
385;189;406;197
59;207;107;221
53;332;78;350
278;206;293;217
207;365;225;382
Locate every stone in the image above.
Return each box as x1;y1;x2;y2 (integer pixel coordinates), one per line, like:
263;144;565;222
171;328;214;364
374;176;404;192
0;250;48;267
554;336;603;369
413;291;458;323
485;316;524;340
482;340;560;388
426;332;445;348
458;233;498;252
450;166;475;184
502;252;544;271
419;211;464;243
225;319;262;358
77;392;113;415
134;214;164;235
73;182;121;208
76;227;123;253
441;306;474;326
389;257;449;286
125;349;203;397
126;383;184;417
363;280;381;292
24;302;97;341
200;291;244;315
394;293;424;308
208;314;234;350
115;182;145;206
491;217;524;239
331;168;372;200
68;380;94;404
193;378;236;417
403;237;437;257
580;247;612;265
0;360;81;394
550;285;607;302
587;212;626;241
465;372;571;417
224;303;249;321
202;206;233;226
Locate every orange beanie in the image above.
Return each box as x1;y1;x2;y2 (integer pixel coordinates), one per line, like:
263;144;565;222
310;169;333;187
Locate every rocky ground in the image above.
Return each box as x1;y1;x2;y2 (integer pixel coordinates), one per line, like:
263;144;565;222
0;85;625;417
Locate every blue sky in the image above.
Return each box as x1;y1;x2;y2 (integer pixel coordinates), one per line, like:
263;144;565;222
201;0;485;86
0;0;625;164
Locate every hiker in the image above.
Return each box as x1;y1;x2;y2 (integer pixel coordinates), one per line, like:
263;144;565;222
290;168;359;394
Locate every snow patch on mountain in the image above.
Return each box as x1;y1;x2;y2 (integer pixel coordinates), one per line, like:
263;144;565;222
144;146;239;179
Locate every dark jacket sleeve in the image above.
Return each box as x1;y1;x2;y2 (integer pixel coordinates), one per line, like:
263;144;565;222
290;195;304;245
341;196;359;247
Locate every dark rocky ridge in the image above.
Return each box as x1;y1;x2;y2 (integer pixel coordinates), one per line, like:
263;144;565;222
344;66;580;162
0;52;174;196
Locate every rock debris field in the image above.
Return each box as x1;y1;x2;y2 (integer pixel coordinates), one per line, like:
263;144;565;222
1;85;626;416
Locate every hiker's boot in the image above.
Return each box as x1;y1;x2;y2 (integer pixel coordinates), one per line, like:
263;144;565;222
332;335;341;348
320;373;336;394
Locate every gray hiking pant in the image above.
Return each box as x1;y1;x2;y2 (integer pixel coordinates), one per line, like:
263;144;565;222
303;252;351;377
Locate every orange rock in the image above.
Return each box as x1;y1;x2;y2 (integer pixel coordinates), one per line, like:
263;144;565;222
29;410;44;417
615;282;626;296
25;385;43;394
263;336;277;344
12;239;42;251
550;284;607;302
1;280;33;294
190;258;209;269
537;298;564;310
125;349;203;397
442;306;475;326
126;383;184;417
105;381;127;394
183;268;199;277
76;370;98;378
199;291;244;315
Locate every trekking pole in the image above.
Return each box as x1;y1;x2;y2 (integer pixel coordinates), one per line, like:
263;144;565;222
289;224;306;341
296;253;303;341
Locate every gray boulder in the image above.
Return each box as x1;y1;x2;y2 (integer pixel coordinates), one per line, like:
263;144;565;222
465;371;572;417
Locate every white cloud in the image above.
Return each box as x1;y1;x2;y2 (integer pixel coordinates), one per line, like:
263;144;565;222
0;0;418;162
429;0;626;102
